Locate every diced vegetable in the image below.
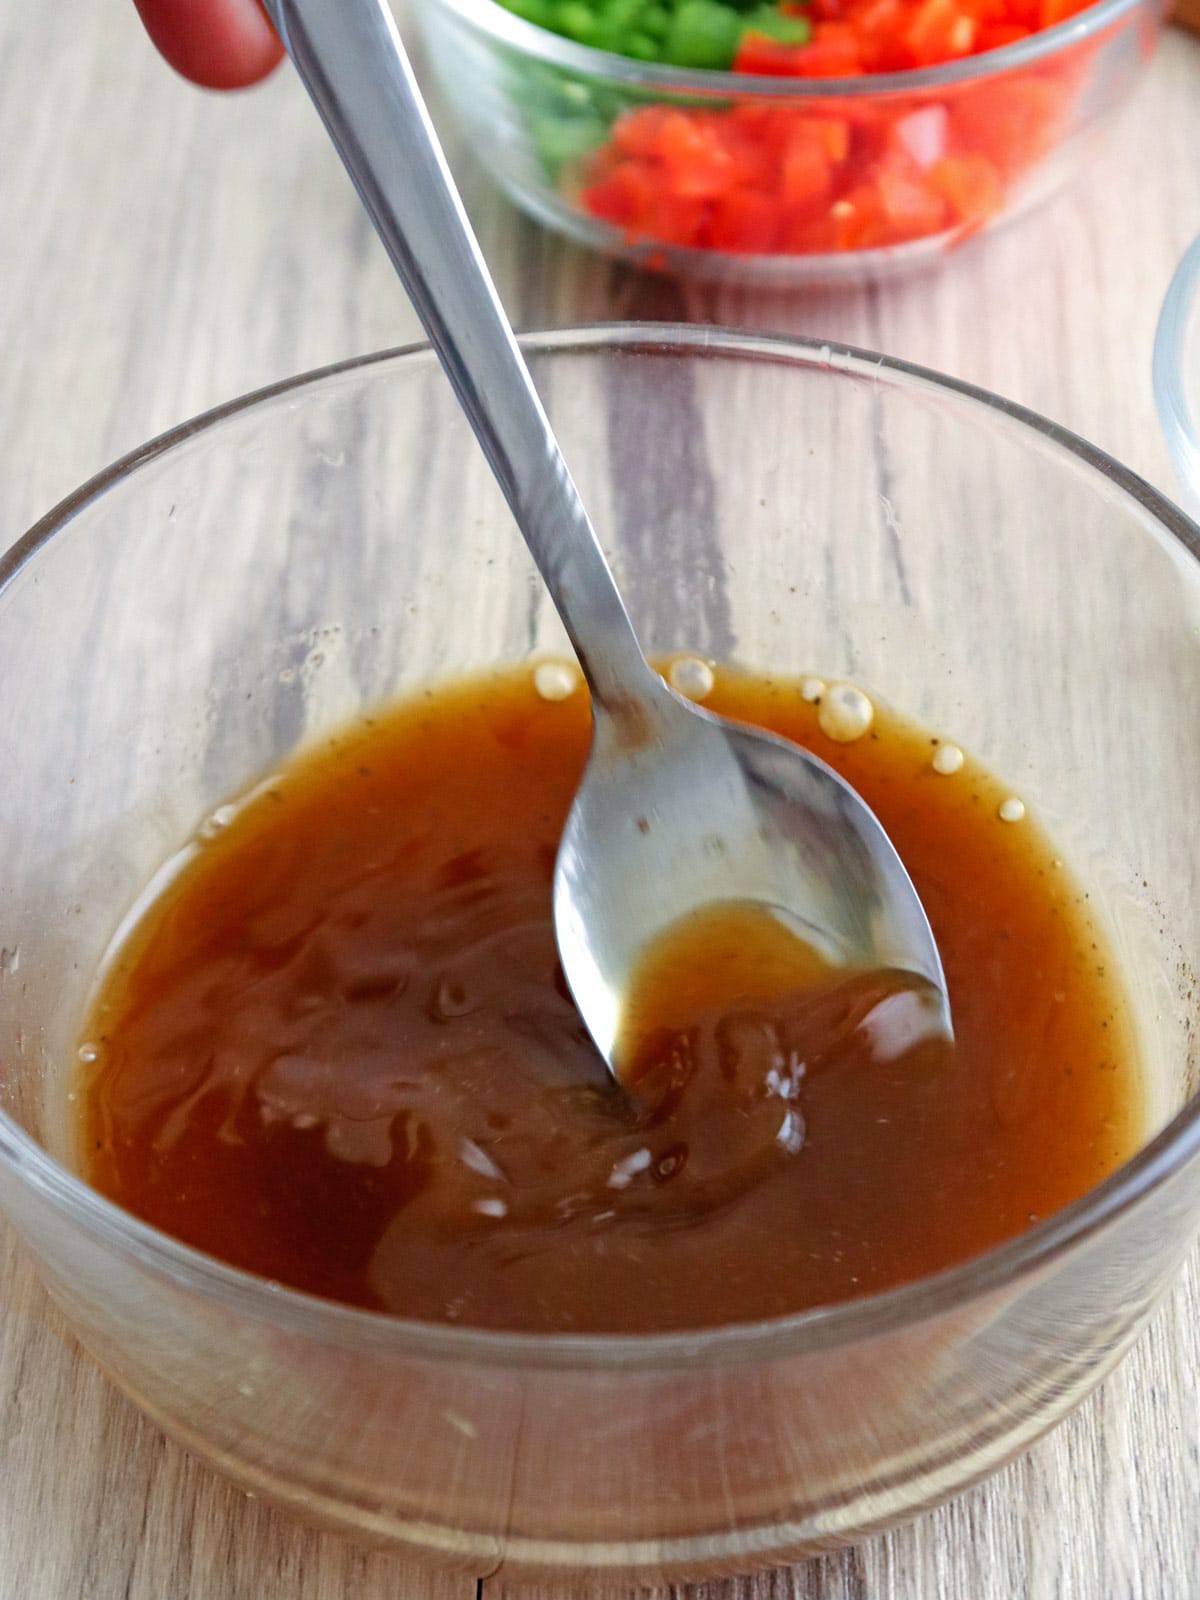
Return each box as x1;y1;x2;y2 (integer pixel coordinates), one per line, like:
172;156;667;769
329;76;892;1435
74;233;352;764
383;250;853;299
661;0;745;66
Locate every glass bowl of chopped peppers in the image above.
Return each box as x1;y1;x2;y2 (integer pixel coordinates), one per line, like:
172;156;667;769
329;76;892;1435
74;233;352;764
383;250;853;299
416;0;1159;281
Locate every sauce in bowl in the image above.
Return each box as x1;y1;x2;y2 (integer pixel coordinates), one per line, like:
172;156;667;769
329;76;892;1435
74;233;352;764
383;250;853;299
77;663;1142;1332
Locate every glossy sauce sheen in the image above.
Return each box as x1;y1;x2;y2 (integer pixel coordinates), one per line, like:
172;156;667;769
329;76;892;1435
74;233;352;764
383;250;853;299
79;666;1142;1332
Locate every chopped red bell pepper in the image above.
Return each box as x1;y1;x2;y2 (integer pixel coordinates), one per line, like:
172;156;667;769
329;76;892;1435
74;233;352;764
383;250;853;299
577;0;1108;259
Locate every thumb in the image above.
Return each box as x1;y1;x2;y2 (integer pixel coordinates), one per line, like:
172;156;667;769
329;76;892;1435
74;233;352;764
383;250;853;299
133;0;285;89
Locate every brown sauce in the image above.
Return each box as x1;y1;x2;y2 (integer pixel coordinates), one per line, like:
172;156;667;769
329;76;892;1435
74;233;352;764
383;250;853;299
77;663;1142;1332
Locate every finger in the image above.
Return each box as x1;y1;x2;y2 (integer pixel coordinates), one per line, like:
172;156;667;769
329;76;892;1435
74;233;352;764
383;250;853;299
133;0;285;89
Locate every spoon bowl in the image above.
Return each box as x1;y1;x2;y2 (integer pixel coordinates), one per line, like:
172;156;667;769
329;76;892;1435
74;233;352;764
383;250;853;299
555;673;950;1064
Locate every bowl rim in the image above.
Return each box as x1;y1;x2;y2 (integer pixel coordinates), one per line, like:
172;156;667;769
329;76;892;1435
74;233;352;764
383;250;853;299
418;0;1144;98
1153;233;1200;505
3;322;1200;1373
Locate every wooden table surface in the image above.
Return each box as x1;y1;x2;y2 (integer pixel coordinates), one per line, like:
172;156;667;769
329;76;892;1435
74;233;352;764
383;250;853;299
2;4;1199;1596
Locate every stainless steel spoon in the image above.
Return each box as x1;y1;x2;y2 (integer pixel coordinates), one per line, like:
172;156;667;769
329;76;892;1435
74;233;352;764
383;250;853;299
261;0;952;1069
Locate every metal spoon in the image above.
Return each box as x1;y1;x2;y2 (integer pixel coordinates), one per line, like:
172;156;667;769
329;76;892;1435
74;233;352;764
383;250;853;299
262;0;952;1070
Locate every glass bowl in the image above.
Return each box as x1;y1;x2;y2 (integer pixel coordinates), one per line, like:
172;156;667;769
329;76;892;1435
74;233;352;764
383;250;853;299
1154;233;1200;517
2;326;1199;1581
416;0;1160;284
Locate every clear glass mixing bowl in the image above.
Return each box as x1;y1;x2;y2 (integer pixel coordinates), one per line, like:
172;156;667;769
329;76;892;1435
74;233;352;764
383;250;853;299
1;327;1199;1581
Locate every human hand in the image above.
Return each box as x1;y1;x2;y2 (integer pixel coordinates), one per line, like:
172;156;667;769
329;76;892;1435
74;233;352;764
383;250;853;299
132;0;284;88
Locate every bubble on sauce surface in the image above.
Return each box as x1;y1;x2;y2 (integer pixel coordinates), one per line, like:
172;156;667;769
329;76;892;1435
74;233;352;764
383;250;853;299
818;683;874;743
652;1144;687;1182
533;660;580;702
198;804;237;840
429;976;479;1022
999;796;1026;823
668;656;715;701
932;743;964;776
800;677;825;703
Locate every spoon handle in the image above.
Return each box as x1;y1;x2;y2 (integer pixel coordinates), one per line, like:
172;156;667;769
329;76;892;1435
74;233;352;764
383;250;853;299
263;0;654;712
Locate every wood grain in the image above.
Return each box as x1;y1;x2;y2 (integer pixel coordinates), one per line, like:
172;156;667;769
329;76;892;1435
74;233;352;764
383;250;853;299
1;2;1199;1596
